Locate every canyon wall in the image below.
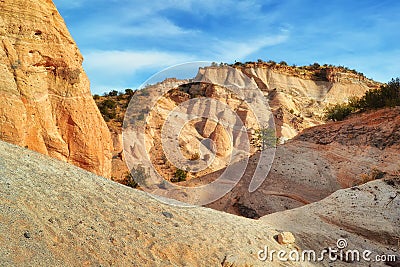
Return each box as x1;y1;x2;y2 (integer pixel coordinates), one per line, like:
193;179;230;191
196;65;380;140
0;0;112;177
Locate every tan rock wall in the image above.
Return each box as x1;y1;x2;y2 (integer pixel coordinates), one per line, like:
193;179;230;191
0;0;112;177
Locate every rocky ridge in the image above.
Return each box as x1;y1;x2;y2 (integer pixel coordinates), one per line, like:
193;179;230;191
196;64;381;140
0;0;112;177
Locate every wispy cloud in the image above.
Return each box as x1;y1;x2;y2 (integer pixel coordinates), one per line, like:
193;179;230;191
83;50;197;92
84;50;195;74
84;17;197;39
212;32;290;62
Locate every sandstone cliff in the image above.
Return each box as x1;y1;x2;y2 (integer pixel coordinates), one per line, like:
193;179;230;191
118;64;380;183
144;81;261;181
186;107;400;217
0;0;112;177
0;140;398;266
195;64;380;140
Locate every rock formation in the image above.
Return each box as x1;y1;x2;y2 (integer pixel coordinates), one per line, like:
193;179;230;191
0;140;398;266
262;177;400;267
115;64;380;183
143;81;260;181
186;107;400;217
196;64;381;141
0;0;112;177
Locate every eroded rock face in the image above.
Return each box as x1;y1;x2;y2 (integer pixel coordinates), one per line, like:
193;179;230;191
196;65;381;141
186;108;400;217
0;0;112;177
261;178;400;267
143;82;259;181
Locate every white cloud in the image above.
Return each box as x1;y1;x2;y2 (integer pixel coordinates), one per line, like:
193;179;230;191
212;33;289;62
127;18;194;36
83;49;197;93
91;17;197;38
84;50;196;75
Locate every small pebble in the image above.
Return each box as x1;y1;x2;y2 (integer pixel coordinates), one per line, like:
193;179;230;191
162;211;173;219
24;231;31;239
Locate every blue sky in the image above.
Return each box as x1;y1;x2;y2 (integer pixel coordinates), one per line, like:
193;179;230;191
53;0;400;95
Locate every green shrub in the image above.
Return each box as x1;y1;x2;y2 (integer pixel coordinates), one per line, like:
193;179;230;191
125;89;135;96
171;169;187;182
97;99;117;121
255;127;277;149
325;103;355;121
311;62;320;69
140;88;150;96
108;90;118;97
325;77;400;121
137;113;145;121
101;99;116;109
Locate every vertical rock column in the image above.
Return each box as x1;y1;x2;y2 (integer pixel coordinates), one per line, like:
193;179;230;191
0;0;112;177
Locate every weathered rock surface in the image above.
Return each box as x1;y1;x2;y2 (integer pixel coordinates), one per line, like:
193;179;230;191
104;64;380;182
196;65;380;141
262;178;400;266
186;108;400;217
0;0;112;177
0;140;398;266
296;107;400;149
126;80;261;181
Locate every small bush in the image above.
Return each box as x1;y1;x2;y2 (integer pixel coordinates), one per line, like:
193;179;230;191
125;172;138;188
108;90;118;97
311;62;320;69
137;113;145;121
140;88;150;96
97;99;117;120
325;103;355;121
254;127;277;149
125;89;135;96
101;99;116;109
325;77;400;121
171;169;187;182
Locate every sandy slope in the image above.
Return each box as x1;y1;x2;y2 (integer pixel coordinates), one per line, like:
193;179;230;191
0;141;303;266
0;140;398;266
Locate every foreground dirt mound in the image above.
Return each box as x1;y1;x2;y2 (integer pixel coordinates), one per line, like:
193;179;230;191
0;0;112;177
0;141;297;266
0;140;398;266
